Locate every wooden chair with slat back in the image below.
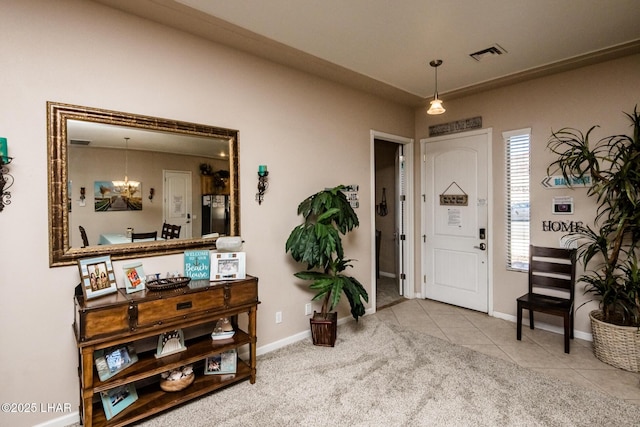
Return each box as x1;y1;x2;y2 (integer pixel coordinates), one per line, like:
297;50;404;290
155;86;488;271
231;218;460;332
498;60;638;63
161;223;181;239
516;245;577;353
131;231;158;242
79;226;89;248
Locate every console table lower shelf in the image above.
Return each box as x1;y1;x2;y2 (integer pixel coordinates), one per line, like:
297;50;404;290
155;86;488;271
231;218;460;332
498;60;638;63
73;276;259;427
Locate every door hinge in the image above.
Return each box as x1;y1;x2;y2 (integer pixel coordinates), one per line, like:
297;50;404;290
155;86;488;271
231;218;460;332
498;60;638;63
423;275;426;283
400;273;406;280
422;235;426;243
400;234;406;241
399;195;406;202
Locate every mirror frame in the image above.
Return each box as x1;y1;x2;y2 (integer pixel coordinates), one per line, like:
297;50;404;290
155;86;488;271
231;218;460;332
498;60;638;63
47;101;240;267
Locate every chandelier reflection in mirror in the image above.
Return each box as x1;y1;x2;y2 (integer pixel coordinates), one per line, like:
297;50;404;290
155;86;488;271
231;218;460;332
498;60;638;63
111;137;140;198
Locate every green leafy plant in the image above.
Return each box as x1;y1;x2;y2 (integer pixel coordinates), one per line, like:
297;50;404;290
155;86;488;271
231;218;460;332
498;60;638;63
547;106;640;327
285;185;368;320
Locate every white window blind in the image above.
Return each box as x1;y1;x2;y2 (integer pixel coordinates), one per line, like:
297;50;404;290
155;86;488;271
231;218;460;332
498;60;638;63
504;129;531;271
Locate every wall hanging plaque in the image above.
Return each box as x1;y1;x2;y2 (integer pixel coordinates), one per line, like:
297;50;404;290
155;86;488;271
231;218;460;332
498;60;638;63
439;181;468;206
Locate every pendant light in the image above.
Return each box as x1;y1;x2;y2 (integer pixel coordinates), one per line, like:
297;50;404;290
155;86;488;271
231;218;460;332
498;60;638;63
112;137;139;196
427;59;446;115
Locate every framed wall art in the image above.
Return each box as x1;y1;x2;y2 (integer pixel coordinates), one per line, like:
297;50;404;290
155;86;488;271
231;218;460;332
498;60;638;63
78;255;118;300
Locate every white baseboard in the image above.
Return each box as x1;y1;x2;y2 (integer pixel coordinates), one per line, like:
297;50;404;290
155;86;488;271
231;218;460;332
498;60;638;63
492;311;593;341
33;412;79;427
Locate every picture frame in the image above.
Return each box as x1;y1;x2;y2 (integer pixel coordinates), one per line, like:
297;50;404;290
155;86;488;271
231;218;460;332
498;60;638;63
204;349;237;375
78;255;118;300
552;196;574;215
94;343;138;381
184;250;211;280
122;262;146;294
100;383;138;421
210;252;246;281
155;329;187;358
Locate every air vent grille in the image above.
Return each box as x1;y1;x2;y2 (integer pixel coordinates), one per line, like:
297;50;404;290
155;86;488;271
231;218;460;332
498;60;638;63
470;44;507;61
69;139;91;145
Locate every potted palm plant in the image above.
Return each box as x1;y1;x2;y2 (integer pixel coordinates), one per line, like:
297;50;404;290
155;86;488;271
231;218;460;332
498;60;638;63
285;185;369;346
547;106;640;371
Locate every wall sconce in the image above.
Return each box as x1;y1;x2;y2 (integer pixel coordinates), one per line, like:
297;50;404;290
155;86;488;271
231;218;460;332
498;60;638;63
256;165;268;205
0;137;14;212
80;187;86;201
149;188;155;201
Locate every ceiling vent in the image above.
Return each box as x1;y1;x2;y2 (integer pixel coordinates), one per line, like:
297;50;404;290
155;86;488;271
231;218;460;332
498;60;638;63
69;139;91;145
469;44;507;61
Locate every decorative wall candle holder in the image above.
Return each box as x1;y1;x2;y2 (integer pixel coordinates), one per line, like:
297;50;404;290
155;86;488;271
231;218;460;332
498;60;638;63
256;165;268;205
0;156;14;212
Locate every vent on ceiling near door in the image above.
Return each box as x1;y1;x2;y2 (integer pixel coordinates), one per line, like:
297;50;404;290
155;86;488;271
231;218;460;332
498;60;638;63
70;139;91;145
469;44;507;61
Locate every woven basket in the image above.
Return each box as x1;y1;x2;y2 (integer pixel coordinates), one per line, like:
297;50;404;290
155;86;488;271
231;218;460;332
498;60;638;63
310;312;337;347
590;310;640;372
160;373;195;392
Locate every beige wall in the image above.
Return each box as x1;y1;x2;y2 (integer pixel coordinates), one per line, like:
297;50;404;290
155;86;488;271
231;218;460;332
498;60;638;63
0;1;413;426
415;53;640;334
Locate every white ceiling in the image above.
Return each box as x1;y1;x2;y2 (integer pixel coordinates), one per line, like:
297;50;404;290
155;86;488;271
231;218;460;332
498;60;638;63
96;0;640;106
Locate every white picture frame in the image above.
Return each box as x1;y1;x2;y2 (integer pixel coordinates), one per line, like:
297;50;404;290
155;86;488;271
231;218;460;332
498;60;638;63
552;196;574;215
210;252;246;281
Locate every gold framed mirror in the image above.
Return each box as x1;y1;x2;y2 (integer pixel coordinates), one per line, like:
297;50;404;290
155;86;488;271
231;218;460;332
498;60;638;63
48;102;240;267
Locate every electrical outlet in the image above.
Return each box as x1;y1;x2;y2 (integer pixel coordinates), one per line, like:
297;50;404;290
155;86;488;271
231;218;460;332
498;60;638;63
305;303;312;316
275;311;282;323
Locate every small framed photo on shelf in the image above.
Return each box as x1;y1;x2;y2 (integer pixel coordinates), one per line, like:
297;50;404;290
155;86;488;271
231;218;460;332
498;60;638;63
94;344;138;381
210;252;246;281
78;255;118;300
100;383;138;421
184;250;211;280
155;329;187;358
204;349;237;375
122;262;146;294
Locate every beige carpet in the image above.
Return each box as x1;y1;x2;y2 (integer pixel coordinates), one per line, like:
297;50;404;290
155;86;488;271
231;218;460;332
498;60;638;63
134;316;640;426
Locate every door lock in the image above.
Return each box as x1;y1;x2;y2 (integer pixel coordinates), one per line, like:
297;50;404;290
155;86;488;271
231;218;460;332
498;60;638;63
473;243;486;250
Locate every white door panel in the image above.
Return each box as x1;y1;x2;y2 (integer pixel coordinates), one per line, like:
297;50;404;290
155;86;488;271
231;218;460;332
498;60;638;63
423;131;490;312
163;170;193;238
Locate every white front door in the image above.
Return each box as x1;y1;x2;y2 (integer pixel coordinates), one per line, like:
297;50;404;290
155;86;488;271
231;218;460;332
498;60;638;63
163;170;193;238
422;129;491;312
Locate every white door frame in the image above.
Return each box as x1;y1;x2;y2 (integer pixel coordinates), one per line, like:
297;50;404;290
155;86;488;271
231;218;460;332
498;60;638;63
420;128;494;315
370;130;415;313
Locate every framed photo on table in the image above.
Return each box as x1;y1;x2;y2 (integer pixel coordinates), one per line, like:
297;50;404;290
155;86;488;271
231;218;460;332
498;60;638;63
210;252;246;281
78;255;118;300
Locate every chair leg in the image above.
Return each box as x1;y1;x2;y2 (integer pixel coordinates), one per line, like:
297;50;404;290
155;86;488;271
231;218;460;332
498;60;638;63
529;310;534;330
516;303;522;341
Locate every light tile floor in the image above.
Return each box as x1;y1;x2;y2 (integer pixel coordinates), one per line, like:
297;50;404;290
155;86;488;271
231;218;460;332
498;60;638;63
375;298;640;406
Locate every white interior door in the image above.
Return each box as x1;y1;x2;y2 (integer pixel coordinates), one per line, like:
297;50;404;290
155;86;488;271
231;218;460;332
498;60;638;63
395;144;405;295
163;170;193;238
422;130;490;312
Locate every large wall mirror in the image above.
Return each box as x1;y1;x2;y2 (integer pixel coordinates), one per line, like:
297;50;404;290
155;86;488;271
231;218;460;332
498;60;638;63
48;102;240;267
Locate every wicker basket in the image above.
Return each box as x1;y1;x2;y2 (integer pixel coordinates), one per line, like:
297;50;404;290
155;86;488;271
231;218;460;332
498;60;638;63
590;310;640;372
310;312;337;347
160;373;195;392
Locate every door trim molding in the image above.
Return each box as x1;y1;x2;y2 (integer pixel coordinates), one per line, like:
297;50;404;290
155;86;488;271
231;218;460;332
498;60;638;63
420;128;493;315
371;130;415;312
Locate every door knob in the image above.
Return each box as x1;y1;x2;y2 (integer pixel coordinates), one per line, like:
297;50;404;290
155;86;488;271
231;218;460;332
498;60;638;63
473;243;486;250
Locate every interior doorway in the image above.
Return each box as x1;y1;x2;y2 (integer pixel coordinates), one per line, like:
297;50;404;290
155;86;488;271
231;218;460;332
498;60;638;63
371;131;414;310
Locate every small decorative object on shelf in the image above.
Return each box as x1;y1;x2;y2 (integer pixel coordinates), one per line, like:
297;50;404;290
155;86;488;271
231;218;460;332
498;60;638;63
211;317;235;340
155;329;187;358
100;383;138;421
78;255;118;300
184;250;211;280
160;365;195;392
204;350;237;375
210;252;246;281
146;276;191;291
123;262;146;294
94;344;138;381
256;164;268;204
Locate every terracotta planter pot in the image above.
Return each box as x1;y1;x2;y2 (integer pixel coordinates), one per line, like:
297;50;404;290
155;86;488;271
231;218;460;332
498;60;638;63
590;310;640;372
310;312;337;347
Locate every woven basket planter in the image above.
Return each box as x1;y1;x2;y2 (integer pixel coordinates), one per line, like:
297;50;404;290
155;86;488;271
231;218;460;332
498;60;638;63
310;312;337;347
590;310;640;372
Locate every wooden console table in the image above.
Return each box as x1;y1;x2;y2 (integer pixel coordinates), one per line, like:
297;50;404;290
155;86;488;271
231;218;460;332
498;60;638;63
73;276;259;427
